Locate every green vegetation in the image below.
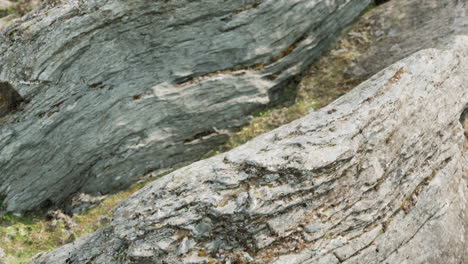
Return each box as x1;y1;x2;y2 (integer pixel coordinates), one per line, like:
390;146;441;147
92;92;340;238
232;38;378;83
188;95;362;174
0;181;148;263
213;6;376;153
6;0;40;16
0;0;41;28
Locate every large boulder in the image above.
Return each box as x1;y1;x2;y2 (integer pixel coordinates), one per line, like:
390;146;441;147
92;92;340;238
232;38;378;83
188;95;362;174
33;36;468;264
0;0;372;213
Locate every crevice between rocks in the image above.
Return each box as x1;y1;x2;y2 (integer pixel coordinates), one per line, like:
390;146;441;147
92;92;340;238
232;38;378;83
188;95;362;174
0;81;23;120
460;106;468;152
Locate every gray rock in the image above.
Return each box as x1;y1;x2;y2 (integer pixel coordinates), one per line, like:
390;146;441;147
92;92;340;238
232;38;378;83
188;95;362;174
0;0;13;10
32;35;468;264
346;0;468;78
0;0;371;213
65;193;107;215
0;248;8;264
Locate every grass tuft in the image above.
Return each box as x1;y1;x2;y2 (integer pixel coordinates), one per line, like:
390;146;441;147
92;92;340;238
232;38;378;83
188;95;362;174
0;180;154;263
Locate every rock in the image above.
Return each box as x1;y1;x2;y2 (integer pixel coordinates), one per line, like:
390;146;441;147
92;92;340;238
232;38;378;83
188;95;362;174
46;210;77;230
0;0;372;213
0;0;13;10
98;216;111;226
345;0;468;78
32;35;468;264
0;247;5;264
65;193;108;215
0;14;13;30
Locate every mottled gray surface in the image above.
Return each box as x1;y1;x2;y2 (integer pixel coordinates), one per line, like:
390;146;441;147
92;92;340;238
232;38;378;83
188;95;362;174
33;36;468;264
0;0;13;10
346;0;468;78
0;247;4;264
0;0;371;213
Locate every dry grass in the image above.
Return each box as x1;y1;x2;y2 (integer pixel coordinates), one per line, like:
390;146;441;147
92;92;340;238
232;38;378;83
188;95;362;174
0;181;150;263
0;0;42;29
3;0;41;16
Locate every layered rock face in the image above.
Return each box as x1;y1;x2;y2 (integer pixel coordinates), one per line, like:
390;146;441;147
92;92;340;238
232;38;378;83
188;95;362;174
346;0;468;78
33;36;468;264
0;0;371;212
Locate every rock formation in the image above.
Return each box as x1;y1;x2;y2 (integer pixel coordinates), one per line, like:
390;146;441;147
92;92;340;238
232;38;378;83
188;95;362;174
345;0;468;78
0;0;372;213
33;35;468;264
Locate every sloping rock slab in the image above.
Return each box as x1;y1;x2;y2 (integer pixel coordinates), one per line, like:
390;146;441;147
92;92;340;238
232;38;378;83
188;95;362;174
33;36;468;264
346;0;468;78
0;0;371;212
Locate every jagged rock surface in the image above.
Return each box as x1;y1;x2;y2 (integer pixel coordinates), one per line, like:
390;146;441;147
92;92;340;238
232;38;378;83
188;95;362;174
0;0;371;213
345;0;468;78
33;36;468;264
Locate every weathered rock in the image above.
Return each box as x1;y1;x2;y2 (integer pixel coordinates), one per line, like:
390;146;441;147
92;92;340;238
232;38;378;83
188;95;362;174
0;0;13;10
346;0;468;78
0;14;13;30
0;0;42;30
33;36;468;264
46;210;77;230
0;0;371;213
0;247;5;264
65;193;107;215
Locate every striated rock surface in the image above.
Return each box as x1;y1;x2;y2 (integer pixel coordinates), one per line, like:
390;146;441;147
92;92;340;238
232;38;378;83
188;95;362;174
345;0;468;78
0;0;371;213
33;36;468;264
